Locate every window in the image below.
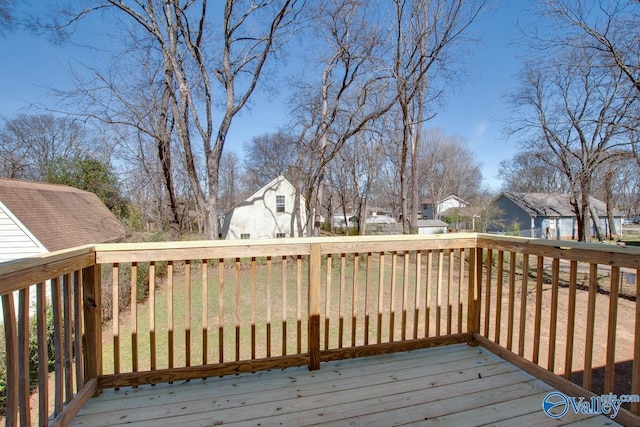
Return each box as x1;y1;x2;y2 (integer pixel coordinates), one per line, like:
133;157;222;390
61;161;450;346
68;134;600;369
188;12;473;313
276;195;285;213
240;233;250;239
276;233;286;238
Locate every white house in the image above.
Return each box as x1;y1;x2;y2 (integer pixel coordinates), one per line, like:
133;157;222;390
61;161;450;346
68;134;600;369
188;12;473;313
219;175;306;239
421;195;468;219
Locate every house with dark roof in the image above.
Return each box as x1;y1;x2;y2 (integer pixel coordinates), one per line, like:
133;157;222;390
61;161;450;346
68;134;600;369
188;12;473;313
0;178;128;263
489;192;622;240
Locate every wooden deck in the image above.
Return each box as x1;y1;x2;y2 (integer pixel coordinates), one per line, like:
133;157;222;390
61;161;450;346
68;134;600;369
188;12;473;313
70;343;620;426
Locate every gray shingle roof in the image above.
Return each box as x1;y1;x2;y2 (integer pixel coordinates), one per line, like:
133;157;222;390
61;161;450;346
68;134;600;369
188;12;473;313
0;178;128;251
500;192;615;217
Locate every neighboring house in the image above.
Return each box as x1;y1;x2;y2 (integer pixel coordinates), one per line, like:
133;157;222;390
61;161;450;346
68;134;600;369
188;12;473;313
0;178;128;319
416;219;449;236
219;175;306;239
489;192;622;240
421;195;468;219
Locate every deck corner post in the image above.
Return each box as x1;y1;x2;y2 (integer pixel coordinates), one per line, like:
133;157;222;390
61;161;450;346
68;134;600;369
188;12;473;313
82;263;103;388
308;243;321;371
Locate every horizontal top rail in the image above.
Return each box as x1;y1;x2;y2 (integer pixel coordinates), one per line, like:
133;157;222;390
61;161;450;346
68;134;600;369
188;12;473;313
477;234;640;269
93;233;480;264
0;245;95;295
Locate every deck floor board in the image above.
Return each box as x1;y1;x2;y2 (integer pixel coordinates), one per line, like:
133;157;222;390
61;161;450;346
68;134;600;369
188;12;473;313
70;344;620;426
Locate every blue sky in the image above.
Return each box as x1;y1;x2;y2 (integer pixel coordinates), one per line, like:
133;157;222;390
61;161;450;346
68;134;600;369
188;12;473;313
0;1;534;191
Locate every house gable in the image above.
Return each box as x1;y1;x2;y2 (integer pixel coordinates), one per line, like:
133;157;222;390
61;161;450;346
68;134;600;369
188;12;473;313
220;175;307;239
0;201;48;263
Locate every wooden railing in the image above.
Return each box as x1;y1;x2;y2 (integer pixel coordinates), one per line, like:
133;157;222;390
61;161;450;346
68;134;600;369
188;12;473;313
1;234;639;426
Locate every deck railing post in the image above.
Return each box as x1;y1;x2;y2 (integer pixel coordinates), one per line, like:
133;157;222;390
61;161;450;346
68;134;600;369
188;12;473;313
308;243;321;370
82;263;102;388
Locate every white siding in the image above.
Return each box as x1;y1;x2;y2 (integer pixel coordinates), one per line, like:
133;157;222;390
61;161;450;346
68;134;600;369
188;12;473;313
0;201;47;263
220;176;307;239
0;202;49;323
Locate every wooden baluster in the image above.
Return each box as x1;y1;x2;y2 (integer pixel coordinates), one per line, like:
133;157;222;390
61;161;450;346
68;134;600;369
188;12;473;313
483;249;493;338
494;251;504;345
202;260;208;365
251;257;257;359
2;292;18;426
457;248;464;335
73;271;84;391
308;243;321;371
18;288;30;427
467;247;480;335
632;268;640;415
51;277;64;415
389;251;397;341
564;260;577;380
518;254;529;357
282;256;287;356
297;255;302;354
413;250;422;340
365;252;372;345
130;263;138;373
112;264;119;375
219;258;226;362
605;266;620;393
37;283;49;426
236;258;241;361
447;249;454;335
265;257;271;358
436;250;443;337
424;250;432;338
506;252;516;351
401;252;409;341
149;262;156;371
377;252;385;344
583;263;598;390
548;258;560;372
351;253;359;347
325;254;333;350
167;261;174;369
532;256;544;365
339;253;345;348
181;260;186;370
63;274;74;402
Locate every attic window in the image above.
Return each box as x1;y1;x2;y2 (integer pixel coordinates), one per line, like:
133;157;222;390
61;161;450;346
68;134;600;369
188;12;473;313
276;232;286;238
276;195;285;213
240;233;250;239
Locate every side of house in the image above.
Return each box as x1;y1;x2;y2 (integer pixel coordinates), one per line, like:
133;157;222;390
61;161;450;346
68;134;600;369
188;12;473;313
489;192;621;239
421;195;468;220
220;175;306;239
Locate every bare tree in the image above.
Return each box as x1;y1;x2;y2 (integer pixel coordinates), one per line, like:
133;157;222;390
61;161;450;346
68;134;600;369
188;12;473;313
219;151;246;214
49;0;302;239
292;0;396;236
0;0;15;36
242;131;299;190
416;128;481;220
390;0;487;233
509;48;637;241
498;149;569;193
0;114;89;180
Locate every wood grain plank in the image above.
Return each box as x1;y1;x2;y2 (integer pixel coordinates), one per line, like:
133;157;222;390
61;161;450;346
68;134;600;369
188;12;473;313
37;282;49;427
548;258;560;372
532;256;543;365
564;260;577;379
507;252;516;351
495;250;504;345
633;268;640;415
51;277;64;415
583;263;598;391
131;263;138;373
518;253;529;357
18;287;31;427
